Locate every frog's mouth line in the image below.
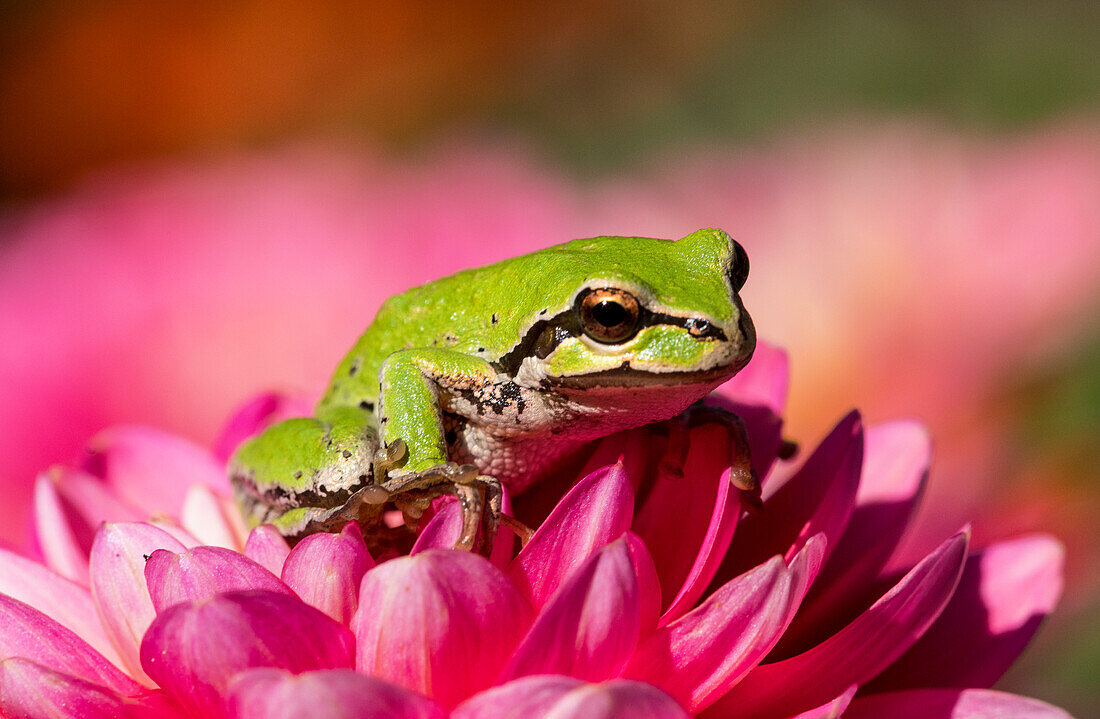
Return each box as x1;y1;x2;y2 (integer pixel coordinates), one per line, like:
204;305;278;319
552;362;741;390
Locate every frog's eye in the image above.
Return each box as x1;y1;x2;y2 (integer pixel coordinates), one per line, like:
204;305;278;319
576;287;641;344
728;240;749;292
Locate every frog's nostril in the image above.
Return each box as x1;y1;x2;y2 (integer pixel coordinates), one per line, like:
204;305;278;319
685;318;713;337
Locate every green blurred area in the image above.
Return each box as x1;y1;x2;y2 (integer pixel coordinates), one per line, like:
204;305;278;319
999;325;1100;717
500;0;1100;171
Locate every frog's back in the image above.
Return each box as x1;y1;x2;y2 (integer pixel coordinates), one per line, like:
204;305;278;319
319;230;736;409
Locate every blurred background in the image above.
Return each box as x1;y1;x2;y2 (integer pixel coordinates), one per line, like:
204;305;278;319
0;1;1097;713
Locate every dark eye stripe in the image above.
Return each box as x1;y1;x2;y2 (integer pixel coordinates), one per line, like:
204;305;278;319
494;306;727;375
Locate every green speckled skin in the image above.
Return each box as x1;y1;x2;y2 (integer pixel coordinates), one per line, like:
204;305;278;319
230;228;755;541
322;231;739;402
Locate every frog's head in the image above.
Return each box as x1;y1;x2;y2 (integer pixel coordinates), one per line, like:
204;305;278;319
506;228;755;398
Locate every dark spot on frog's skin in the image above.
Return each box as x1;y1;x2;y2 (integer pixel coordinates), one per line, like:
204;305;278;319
348;357;362;377
342;450;352;459
539;309;548;316
142;553;151;561
491;313;498;324
483;381;526;415
477;346;486;353
294;471;303;479
359;400;374;411
380;417;388;425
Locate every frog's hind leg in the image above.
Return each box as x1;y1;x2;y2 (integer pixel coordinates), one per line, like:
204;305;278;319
228;406;383;540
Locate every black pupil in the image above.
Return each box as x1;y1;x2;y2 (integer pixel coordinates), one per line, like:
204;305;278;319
592;300;628;328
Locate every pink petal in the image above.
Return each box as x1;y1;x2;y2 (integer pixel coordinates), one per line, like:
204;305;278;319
0;594;142;696
452;676;690;719
226;668;446;719
624;550;803;712
213;392;312;463
777;420;930;654
149;519;203;549
89;522;189;685
790;685;857;719
0;547;122;669
82;425;229;517
707;530;969;718
244;525;292;576
867;534;1065;692
844;688;1073;719
180;484;246;550
719;411;862;582
282;522;375;625
630;528;664;642
499;534;656;682
0;658;184;719
578;426;659;490
631;423;741;626
38;466;145;547
32;473;91;585
717;340;790;415
410;498;464;554
353;549;533;708
507;463;634;609
145;545;293;613
140;590;355;716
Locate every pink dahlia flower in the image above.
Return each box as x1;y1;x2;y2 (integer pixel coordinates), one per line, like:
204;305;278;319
0;344;1072;718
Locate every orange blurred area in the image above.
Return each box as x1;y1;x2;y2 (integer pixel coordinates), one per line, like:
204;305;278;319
0;0;756;196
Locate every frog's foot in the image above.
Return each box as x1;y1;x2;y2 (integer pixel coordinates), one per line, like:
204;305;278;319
658;403;762;511
361;461;503;553
500;514;536;548
449;475;503;552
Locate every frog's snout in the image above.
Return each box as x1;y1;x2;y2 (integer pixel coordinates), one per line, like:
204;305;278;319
736;306;757;367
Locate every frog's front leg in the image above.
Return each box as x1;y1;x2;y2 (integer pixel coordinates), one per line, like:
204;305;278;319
363;347;504;551
659;402;763;511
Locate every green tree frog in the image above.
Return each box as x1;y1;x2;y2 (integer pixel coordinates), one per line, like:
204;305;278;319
230;228;757;551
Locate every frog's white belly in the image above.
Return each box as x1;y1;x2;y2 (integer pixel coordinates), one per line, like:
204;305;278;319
443;375;729;493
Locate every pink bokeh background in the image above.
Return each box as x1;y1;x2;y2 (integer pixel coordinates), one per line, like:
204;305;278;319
3;123;1097;562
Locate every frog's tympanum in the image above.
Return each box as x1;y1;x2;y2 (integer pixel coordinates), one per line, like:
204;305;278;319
230;229;757;552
